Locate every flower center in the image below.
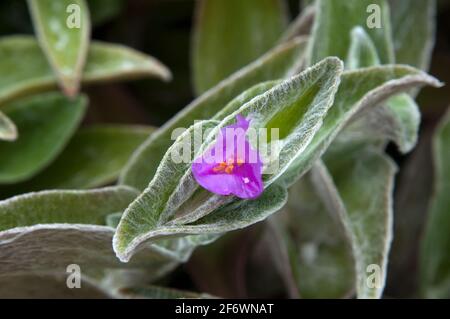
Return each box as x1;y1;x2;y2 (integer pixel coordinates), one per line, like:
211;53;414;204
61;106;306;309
212;158;244;174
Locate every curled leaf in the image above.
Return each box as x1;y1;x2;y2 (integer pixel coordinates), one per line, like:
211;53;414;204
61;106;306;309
114;183;288;263
420;108;450;298
280;65;442;186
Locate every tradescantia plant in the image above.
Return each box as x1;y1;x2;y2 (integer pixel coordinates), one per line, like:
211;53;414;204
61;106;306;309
0;0;448;299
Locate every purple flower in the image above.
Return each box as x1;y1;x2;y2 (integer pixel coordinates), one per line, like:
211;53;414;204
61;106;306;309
192;115;264;199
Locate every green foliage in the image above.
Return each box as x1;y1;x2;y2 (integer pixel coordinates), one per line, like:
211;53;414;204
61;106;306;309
345;27;421;154
0;185;138;230
346;27;381;69
0;186;202;285
270;172;355;298
274;0;440;300
121;36;308;190
115;183;288;263
324;145;397;299
280;65;440;187
0;0;446;299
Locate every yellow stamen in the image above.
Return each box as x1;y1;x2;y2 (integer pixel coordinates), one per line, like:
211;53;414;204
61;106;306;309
213;158;240;174
212;162;227;173
225;165;234;174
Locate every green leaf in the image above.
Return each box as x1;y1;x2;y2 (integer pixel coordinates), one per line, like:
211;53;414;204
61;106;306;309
114;120;219;260
120;37;309;190
310;0;394;65
346;26;381;69
0;125;155;196
114;57;343;262
0;186;185;278
0;36;171;106
420;108;450;298
0;186;137;230
280;65;441;186
240;57;343;185
192;0;288;94
0;92;87;184
322;145;398;299
390;0;436;71
279;5;315;42
0;110;16;141
345;27;421;154
390;129;434;296
27;0;91;96
53;125;152;189
106;212;122;228
114;183;287;263
212;81;280;121
379;96;421;152
89;0;123;26
269;171;354;298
